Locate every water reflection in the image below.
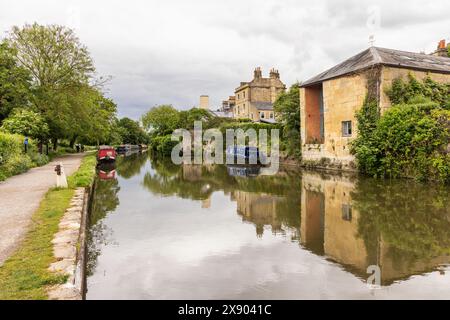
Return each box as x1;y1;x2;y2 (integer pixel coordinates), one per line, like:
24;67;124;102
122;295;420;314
87;153;450;299
115;151;148;179
300;171;450;285
87;163;120;277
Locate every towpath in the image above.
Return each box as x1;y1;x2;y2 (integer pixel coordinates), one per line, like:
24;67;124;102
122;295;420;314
0;153;85;266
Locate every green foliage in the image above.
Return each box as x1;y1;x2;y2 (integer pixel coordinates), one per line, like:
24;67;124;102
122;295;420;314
273;84;301;158
386;74;450;107
68;154;96;188
117;117;149;145
5;23;117;148
141;105;180;135
352;76;450;182
1;108;49;140
0;41;31;122
178;108;213;129
149;134;178;156
0;131;46;181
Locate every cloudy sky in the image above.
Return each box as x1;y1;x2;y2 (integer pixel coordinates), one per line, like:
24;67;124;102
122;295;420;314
0;0;449;119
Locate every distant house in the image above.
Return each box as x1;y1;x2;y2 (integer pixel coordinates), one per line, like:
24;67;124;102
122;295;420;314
299;46;450;168
234;67;286;122
221;96;236;113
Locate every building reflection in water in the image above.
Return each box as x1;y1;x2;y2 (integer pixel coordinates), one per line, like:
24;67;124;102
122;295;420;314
300;171;450;285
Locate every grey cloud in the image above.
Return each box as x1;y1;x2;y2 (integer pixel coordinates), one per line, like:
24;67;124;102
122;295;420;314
1;0;448;119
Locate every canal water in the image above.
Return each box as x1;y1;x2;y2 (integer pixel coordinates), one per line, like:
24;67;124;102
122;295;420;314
86;152;450;299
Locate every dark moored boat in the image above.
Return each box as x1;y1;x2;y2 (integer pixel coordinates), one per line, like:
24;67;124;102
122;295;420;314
225;146;266;165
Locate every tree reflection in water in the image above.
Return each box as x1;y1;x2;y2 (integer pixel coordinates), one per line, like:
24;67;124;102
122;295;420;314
142;156;302;239
89;154;450;288
353;179;450;279
116;151;149;179
86;165;120;277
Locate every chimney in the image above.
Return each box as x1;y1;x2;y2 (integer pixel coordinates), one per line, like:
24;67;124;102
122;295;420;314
433;39;449;57
199;95;209;110
270;68;280;79
254;67;262;79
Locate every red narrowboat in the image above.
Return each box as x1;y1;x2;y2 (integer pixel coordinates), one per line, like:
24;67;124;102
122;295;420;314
97;146;116;163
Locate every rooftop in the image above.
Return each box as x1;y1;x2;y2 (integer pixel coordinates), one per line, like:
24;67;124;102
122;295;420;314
301;47;450;87
253;102;274;111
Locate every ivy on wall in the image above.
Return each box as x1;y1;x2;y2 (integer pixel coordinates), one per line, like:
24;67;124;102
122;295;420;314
351;74;450;183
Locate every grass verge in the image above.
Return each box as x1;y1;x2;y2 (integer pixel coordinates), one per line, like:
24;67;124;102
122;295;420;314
0;153;96;300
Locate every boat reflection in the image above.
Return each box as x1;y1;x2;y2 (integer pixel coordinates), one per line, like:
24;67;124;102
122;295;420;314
97;163;116;180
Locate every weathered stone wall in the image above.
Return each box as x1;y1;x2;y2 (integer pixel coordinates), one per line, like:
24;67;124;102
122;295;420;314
47;188;88;300
234;87;250;119
300;72;367;167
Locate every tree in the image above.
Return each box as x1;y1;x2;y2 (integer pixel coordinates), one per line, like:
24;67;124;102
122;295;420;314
141;105;180;135
178;108;214;129
1;108;49;142
77;88;118;146
0;41;31;122
273;84;301;158
117;117;149;145
7;23;97;148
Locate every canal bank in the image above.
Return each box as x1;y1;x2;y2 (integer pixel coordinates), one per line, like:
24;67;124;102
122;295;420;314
0;154;96;300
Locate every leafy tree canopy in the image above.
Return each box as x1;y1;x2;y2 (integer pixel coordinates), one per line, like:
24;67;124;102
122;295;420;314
0;41;31;122
1;108;49;141
273;84;301;158
141;105;180;135
117;117;149;145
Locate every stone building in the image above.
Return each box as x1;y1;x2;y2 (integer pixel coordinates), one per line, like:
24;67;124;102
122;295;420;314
234;67;286;122
299;46;450;168
221;96;236;112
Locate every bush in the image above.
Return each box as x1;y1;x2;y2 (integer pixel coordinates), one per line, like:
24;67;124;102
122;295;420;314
149;134;178;157
0;131;50;181
351;97;450;182
30;152;50;166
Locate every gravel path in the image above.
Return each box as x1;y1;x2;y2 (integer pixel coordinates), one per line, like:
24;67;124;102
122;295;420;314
0;153;85;266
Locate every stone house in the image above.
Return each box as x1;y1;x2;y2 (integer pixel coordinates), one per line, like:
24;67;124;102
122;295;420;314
221;96;236;113
234;67;286;123
299;46;450;168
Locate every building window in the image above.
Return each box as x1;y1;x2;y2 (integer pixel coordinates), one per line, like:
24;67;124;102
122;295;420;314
260;112;265;119
270;112;274;119
342;204;352;221
243;92;245;98
342;121;352;137
250;113;253;119
237;94;240;99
